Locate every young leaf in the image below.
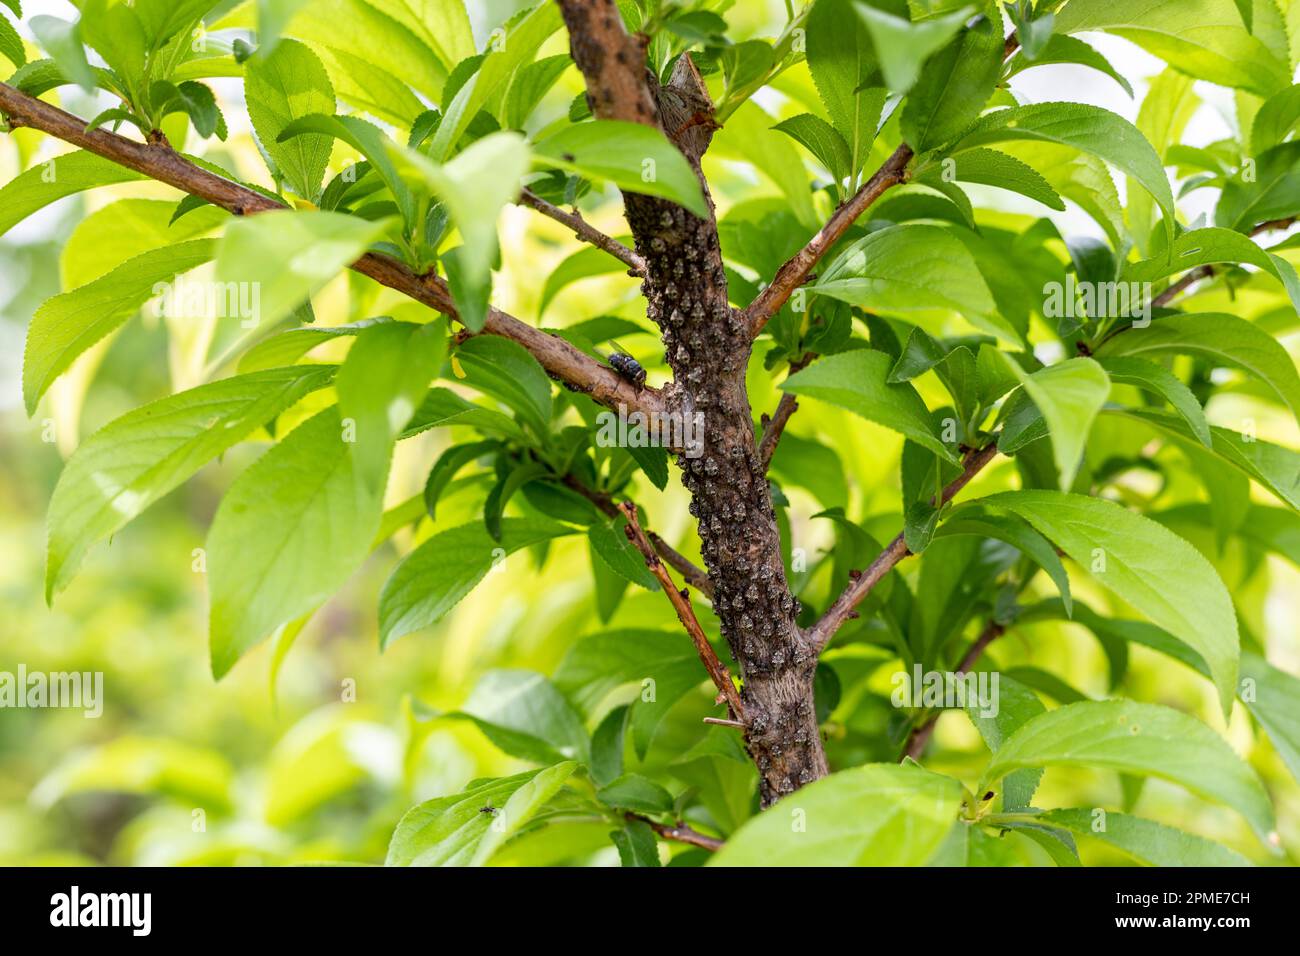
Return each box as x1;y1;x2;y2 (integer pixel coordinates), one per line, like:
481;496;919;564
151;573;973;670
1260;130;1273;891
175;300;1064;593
214;209;392;331
245;38;335;201
852;3;973;94
0;151;145;238
391;131;533;330
336;320;447;493
995;355;1110;489
24;239;216;413
952;102;1178;243
809;224;1010;344
386;762;578;866
1095;356;1212;447
1033;808;1252;866
977;490;1240;712
710;763;963;866
378;518;575;648
532;121;709;218
783;350;961;463
208;407;386;678
46;366;334;600
1095;312;1300;423
979;700;1274;842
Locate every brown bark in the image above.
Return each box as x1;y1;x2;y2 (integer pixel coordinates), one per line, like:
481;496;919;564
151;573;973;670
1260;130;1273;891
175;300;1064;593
558;0;826;804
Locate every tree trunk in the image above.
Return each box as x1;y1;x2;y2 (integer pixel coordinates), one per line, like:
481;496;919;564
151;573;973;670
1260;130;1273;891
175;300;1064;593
558;0;828;805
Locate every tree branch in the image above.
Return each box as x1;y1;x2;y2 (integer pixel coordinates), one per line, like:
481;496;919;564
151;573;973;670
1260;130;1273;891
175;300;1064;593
519;188;645;275
745;144;913;337
900;618;1006;761
757;353;813;471
0;81;664;419
618;501;745;720
806;442;1001;653
561;474;713;598
625;812;724;852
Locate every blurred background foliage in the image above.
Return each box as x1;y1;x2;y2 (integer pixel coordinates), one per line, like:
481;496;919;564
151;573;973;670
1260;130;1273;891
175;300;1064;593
0;0;1298;866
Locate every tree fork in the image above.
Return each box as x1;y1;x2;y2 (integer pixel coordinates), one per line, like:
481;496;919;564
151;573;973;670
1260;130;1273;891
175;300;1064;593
558;0;827;804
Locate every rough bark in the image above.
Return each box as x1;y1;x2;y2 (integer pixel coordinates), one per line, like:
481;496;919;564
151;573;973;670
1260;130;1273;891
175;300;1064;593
558;0;827;804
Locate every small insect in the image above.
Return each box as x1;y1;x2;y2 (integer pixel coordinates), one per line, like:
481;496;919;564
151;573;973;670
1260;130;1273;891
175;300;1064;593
479;804;497;815
606;352;646;390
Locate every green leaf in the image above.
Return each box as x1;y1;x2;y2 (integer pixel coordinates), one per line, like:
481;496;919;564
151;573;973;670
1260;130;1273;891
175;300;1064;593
23;239;216;414
28;15;95;92
936;513;1073;616
422;440;498;520
977;490;1240;712
0;12;25;68
852;2;973;94
364;0;475;74
454;335;553;437
611;818;662;867
773;113;853;185
552;628;705;757
1107;407;1300;512
386;762;578;866
810;224;1010;344
597;773;675;814
0;151;145;238
428;1;561;159
237;316;392;372
214;209;391;331
979;700;1274;842
208;407;385;677
964;674;1047;811
588;516;660;591
278;114;415;225
245;39;336;201
806;0;887;176
1033;597;1300;787
1095;357;1212;447
1252;84;1300;152
1095;312;1300;423
539;243;637;316
953;103;1178;243
46;365;334;600
533;121;709;219
1217;141;1300;231
902;11;1003;151
336;320;446;493
450;670;590;764
1123;227;1300;315
1055;0;1289;97
783;350;961;463
995;356;1110;489
1004;34;1134;97
710;763;963;866
391;131;533;329
922;148;1064;210
378;518;575;648
1031;808;1252;866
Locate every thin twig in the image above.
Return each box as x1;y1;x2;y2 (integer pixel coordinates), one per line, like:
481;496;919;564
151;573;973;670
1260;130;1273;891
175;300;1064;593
806;442;1001;652
0;82;665;419
757;353;813;471
900;619;1006;761
519;188;645;275
745;144;913;337
625;812;724;852
618;502;744;719
561;475;714;598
